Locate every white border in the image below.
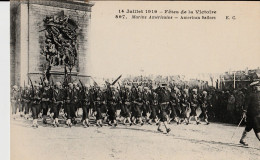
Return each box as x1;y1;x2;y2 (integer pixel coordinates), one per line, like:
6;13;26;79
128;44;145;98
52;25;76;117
0;2;10;160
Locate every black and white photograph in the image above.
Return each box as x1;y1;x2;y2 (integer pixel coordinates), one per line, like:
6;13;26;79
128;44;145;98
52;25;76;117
10;0;260;160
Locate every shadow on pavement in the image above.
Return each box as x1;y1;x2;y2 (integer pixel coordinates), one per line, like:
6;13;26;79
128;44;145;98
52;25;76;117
115;126;260;151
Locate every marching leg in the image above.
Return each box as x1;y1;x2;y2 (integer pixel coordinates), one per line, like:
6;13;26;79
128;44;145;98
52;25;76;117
255;132;260;141
195;116;200;125
239;130;248;146
157;122;163;132
123;118;127;125
127;117;132;126
163;121;171;133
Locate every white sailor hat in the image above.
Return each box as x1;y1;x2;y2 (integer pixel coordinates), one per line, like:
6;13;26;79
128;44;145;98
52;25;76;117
84;84;90;88
152;86;157;90
101;86;106;90
125;85;131;90
13;85;18;89
138;86;143;90
44;79;49;84
250;81;260;86
192;88;197;92
110;86;116;90
144;87;149;90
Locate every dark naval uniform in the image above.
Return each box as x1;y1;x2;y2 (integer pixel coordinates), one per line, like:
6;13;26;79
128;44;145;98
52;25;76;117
41;85;52;122
190;93;199;117
142;91;151;117
52;87;64;119
179;93;189;119
199;94;211;121
121;91;132;118
31;88;42;120
244;91;260;133
150;92;159;120
64;87;77;120
169;91;179;119
81;89;91;120
21;87;31;115
158;88;170;122
11;87;20;115
132;92;143;118
95;91;106;121
107;95;117;122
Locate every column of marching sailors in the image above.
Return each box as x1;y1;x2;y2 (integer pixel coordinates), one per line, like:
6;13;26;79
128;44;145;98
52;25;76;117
11;80;260;146
11;80;212;133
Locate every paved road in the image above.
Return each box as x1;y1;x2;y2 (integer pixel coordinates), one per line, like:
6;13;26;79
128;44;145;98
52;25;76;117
11;117;260;160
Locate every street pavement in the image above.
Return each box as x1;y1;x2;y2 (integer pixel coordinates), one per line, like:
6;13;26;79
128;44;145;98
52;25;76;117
11;116;260;160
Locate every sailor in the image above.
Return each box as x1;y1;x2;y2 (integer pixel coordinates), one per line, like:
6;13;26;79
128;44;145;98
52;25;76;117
21;85;31;119
94;89;105;127
18;86;25;117
31;84;42;128
157;86;171;133
169;87;180;124
64;83;74;127
51;82;64;127
11;85;20;119
122;86;133;125
189;88;200;124
107;87;118;126
142;87;151;123
132;86;144;125
41;80;52;124
73;82;80;121
148;90;159;125
199;91;210;125
179;90;190;125
82;84;91;127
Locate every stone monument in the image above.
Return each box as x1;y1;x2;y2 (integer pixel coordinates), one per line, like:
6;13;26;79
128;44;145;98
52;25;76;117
11;0;94;85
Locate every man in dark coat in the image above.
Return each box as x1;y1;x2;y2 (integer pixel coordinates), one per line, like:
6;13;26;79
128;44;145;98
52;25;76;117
239;81;260;146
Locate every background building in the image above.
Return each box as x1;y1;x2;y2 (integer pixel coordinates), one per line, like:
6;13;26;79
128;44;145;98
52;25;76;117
219;67;260;90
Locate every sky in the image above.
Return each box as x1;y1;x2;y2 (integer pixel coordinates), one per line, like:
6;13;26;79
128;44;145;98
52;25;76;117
88;1;260;79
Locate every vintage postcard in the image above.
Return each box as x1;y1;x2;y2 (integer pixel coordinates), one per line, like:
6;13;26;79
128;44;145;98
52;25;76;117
10;1;260;160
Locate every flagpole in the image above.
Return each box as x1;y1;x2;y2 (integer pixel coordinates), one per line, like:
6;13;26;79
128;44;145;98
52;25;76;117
233;71;236;89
